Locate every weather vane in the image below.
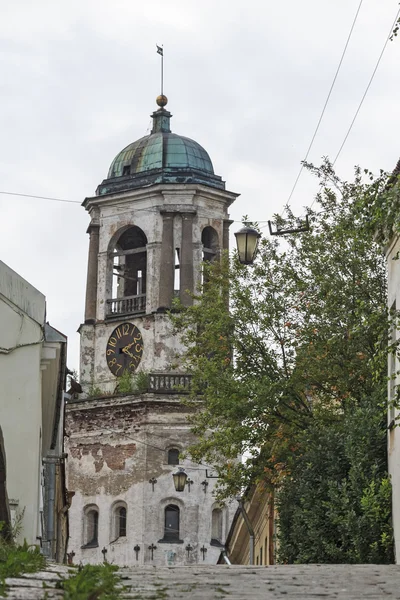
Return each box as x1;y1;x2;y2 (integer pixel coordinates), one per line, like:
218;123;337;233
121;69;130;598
156;44;164;96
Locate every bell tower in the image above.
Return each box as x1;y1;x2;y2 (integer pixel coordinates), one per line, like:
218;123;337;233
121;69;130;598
66;97;238;566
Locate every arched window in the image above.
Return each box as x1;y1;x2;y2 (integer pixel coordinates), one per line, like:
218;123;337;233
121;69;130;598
108;226;148;317
211;508;223;543
164;504;180;541
83;506;99;547
111;502;127;540
167;448;180;465
202;226;219;263
116;506;127;538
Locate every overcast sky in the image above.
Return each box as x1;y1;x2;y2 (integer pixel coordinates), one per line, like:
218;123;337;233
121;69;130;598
1;0;400;371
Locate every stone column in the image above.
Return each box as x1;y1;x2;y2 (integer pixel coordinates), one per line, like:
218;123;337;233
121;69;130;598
158;211;175;309
84;221;100;323
223;219;233;252
180;213;194;306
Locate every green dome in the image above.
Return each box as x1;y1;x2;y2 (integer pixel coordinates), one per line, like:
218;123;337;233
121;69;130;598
108;133;215;179
96;103;225;195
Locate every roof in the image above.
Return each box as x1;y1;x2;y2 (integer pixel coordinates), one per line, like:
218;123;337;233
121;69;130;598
96;100;225;195
108;133;214;178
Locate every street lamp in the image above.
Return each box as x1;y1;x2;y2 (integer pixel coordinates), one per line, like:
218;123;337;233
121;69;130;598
172;467;188;492
234;226;261;265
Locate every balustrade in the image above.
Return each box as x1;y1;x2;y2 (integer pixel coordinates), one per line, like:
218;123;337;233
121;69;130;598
148;373;192;394
106;294;146;317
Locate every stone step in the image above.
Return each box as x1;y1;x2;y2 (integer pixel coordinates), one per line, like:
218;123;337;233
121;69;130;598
118;564;400;599
4;564;400;599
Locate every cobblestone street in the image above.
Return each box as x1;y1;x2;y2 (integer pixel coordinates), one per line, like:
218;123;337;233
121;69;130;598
5;564;400;599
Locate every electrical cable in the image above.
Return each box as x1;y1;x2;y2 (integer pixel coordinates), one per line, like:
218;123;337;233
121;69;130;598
306;6;400;214
281;0;364;215
332;6;400;165
0;189;266;225
0;190;81;204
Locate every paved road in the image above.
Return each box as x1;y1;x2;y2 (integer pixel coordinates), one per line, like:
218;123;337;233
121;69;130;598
5;564;400;599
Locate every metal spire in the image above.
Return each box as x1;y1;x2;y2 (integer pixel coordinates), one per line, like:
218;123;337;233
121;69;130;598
156;44;164;96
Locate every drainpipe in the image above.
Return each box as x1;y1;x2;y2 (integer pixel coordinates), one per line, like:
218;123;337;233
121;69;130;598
43;459;56;559
237;499;255;565
43;456;65;559
221;548;232;565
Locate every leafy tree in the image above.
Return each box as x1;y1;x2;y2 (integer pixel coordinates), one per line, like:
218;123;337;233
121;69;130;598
172;159;395;563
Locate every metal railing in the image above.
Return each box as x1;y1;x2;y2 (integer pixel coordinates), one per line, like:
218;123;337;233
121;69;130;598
148;373;192;394
106;294;146;317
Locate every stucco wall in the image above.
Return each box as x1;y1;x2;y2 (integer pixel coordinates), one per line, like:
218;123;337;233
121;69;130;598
386;234;400;563
0;262;45;544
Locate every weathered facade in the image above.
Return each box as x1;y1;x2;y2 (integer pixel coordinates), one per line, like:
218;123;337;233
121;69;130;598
66;97;238;566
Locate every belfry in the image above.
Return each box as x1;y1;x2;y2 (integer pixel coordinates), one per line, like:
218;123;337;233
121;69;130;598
66;96;238;566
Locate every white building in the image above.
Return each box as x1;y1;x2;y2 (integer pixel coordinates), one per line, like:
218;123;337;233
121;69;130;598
386;172;400;563
65;95;238;566
0;260;68;560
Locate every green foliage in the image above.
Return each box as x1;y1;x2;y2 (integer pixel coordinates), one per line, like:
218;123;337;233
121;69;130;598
116;369;134;394
132;370;149;393
172;158;395;562
57;563;125;600
116;369;149;394
0;538;45;596
88;382;104;398
277;395;394;563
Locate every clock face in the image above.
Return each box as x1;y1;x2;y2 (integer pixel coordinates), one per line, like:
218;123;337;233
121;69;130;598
106;323;144;376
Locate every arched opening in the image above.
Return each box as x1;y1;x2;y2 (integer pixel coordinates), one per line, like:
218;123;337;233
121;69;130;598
83;505;99;547
108;226;148;317
167;448;180;465
202;226;219;263
112;503;127;539
211;508;223;544
164;504;180;541
201;226;219;286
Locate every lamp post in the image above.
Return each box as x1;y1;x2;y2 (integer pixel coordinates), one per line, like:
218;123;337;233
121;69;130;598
172;467;188;492
234;226;261;265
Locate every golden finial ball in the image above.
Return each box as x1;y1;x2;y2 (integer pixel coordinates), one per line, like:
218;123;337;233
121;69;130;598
156;95;168;107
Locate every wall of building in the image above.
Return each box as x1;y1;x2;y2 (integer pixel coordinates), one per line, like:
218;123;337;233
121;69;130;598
0;262;69;556
226;483;274;566
386;233;400;563
0;261;45;544
66;394;235;566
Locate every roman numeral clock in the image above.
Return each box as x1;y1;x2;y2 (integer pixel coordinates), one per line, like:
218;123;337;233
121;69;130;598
106;323;144;376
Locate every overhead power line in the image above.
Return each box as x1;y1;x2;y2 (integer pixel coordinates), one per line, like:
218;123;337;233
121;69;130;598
306;5;400;214
0;190;81;204
332;6;400;165
282;0;364;215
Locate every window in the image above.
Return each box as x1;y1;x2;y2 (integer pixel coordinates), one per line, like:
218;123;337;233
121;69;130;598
211;508;223;543
115;506;126;538
110;226;148;304
122;165;130;176
202;226;219;263
83;506;99;547
174;248;180;295
164;504;180;540
260;546;263;565
111;502;127;541
167;448;180;465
